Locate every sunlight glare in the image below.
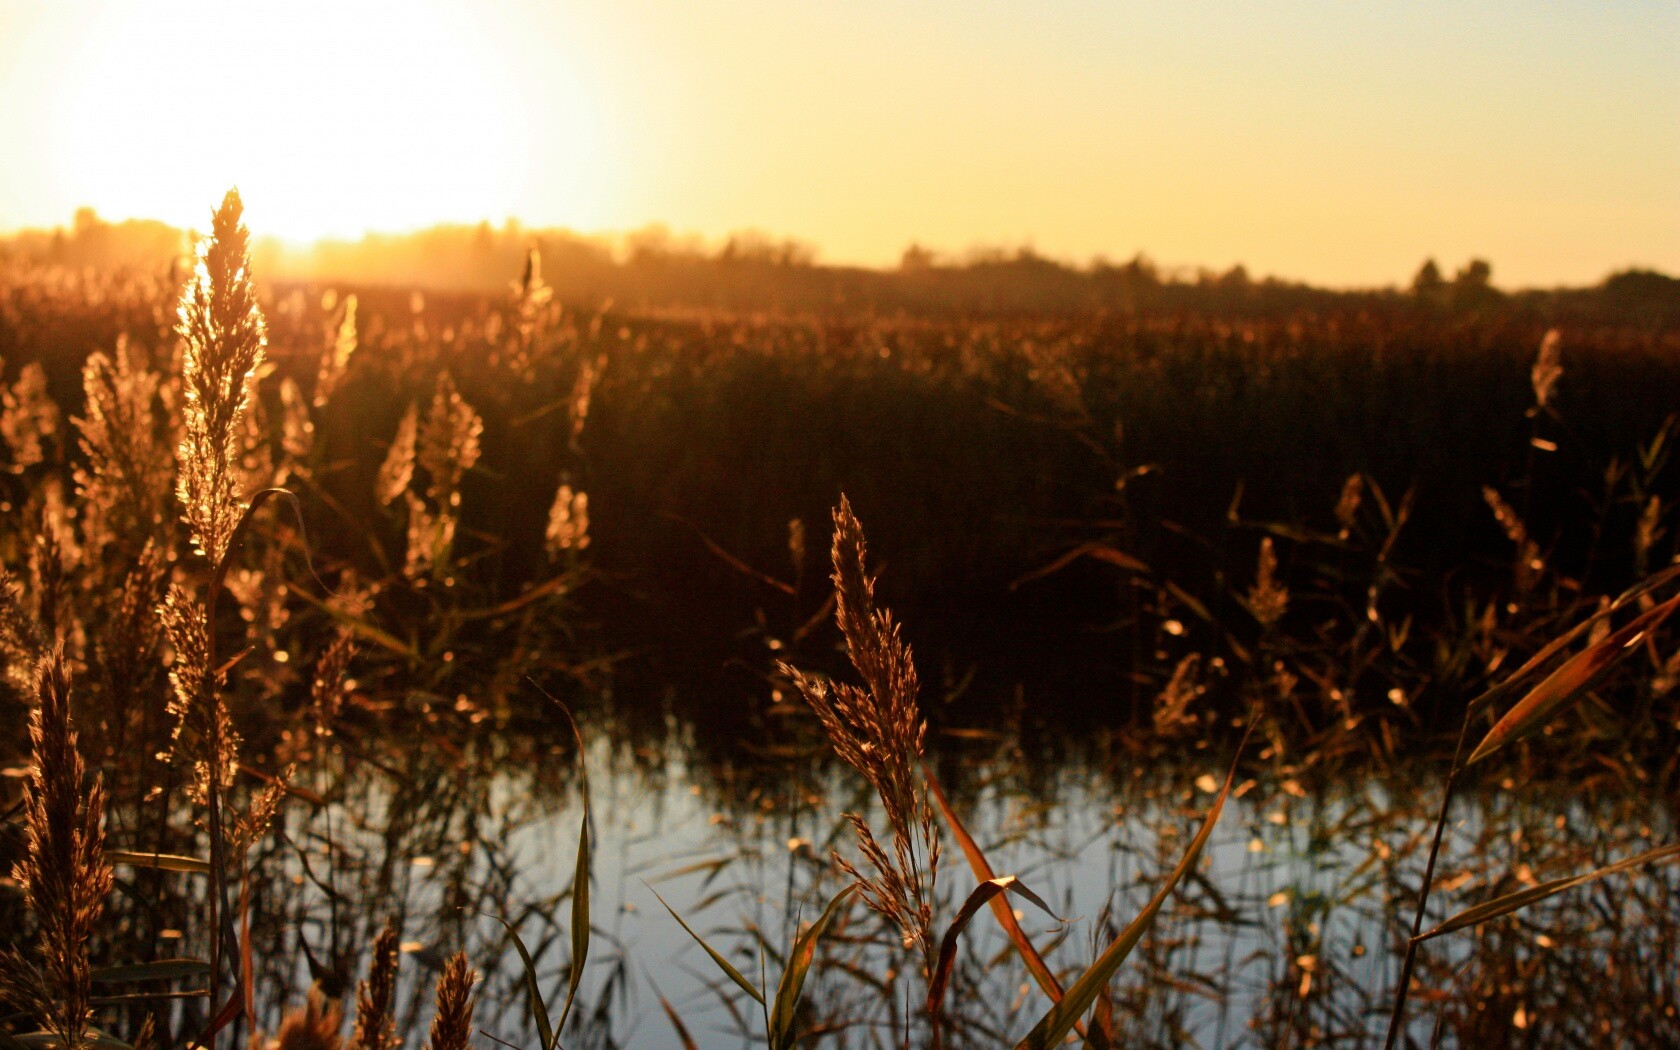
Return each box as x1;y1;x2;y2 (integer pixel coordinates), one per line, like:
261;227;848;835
47;1;593;239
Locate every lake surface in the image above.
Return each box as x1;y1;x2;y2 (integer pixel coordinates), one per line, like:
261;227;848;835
251;697;1680;1049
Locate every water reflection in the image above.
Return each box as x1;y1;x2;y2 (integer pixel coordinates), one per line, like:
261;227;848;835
233;706;1679;1049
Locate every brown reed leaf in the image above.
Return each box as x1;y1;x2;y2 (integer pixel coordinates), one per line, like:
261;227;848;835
1416;842;1680;943
1467;589;1680;766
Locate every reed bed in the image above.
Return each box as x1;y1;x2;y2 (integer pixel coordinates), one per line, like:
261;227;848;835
0;191;1676;1048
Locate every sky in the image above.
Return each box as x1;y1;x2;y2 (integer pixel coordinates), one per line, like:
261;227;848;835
0;0;1675;287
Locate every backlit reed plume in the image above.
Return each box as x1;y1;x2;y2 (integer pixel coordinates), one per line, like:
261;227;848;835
7;649;113;1050
158;582;236;805
315;293;358;408
566;353;605;449
1634;495;1663;577
1246;536;1289;628
349;923;400;1050
417;372;483;509
1530;327;1562;410
276;987;344;1050
1334;473;1363;540
175;188;267;565
278;376;314;479
782;497;940;968
310;628;357;738
1483;485;1544;597
511;247;554;373
1;361;62;470
545;482;590;555
28;523;70;657
424;952;477;1050
401;372;483;576
1154;653;1206;737
0;564;42;693
73;335;170;554
375;405;419;507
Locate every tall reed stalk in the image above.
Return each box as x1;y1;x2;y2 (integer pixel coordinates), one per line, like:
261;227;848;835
170;187;268;1042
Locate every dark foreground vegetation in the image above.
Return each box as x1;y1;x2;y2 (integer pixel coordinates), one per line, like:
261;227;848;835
0;195;1678;1048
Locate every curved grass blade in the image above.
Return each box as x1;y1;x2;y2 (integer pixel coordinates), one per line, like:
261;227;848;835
1467;591;1679;766
1416;842;1680;943
546;696;593;1034
1015;733;1248;1050
925;766;1072;1009
106;850;210;875
478;912;553;1050
768;885;857;1050
650;888;765;1006
1467;563;1680;716
927;876;1059;1022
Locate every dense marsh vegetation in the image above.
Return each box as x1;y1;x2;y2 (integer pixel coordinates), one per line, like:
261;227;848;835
1;195;1678;1048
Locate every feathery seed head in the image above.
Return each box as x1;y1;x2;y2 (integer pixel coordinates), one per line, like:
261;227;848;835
176;188;267;564
424;952;477;1050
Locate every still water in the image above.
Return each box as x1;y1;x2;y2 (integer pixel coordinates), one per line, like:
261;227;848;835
265;704;1678;1049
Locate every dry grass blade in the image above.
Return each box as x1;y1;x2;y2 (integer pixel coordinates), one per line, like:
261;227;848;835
767;885;856;1050
104;851;211;875
1416;842;1680;943
1467;590;1679;766
1014;732;1248;1050
1008;541;1149;592
477;913;553;1050
924;769;1071;1008
927;876;1058;1022
649;889;765;1007
1467;562;1680;717
539;691;592;1036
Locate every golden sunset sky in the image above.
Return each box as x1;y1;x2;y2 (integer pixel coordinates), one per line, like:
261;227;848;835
1;0;1676;286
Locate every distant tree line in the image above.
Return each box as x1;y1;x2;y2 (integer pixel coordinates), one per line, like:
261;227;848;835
3;208;1677;326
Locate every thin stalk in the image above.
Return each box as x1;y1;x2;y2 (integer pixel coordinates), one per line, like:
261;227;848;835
1382;706;1474;1049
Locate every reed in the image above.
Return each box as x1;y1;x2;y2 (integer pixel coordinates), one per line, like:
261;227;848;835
4;648;113;1050
783;496;941;973
424;951;477;1050
348;923;399;1050
275;988;344;1050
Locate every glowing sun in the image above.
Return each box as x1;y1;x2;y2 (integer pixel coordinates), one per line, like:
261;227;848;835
46;1;596;240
